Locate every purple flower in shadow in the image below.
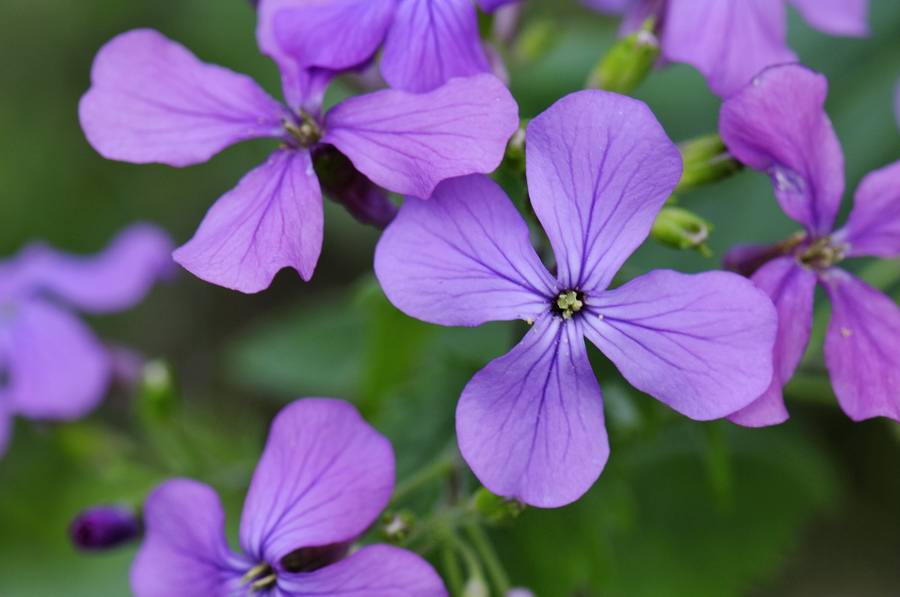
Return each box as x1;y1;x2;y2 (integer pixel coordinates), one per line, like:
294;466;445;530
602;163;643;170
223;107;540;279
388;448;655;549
720;64;900;426
130;398;446;597
258;0;511;93
70;506;141;551
79;26;518;294
586;0;869;96
0;224;173;457
375;90;778;507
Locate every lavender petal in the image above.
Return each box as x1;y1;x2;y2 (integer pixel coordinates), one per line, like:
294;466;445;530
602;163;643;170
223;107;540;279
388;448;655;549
583;270;778;420
720;64;845;236
525;90;682;293
788;0;868;37
323;74;518;199
381;0;491;92
457;315;609;508
173;149;323;293
80;29;285;167
834;160;900;259
240;399;394;564
821;269;900;422
375;174;555;327
728;257;816;427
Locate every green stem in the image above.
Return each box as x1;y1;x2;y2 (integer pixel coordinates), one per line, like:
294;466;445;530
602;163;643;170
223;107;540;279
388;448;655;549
392;446;457;504
463;522;511;595
441;542;465;596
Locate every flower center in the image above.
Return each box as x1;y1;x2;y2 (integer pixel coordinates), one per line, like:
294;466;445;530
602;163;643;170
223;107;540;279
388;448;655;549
798;236;846;270
283;111;322;148
552;290;585;320
241;562;277;593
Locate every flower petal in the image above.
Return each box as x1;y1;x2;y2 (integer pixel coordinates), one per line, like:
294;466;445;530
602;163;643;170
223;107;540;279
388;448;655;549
240;399;394;564
457;315;609;508
131;479;248;597
525;90;682;293
477;0;521;11
834;160;900;259
276;545;447;596
5;300;109;421
257;0;396;109
821;269;900;421
323;74;518;199
80;29;285;167
375;175;555;327
728;257;816;427
173;149;323;293
788;0;869;37
0;404;11;458
719;64;845;236
381;0;490;92
662;0;794;97
583;270;777;420
5;224;173;314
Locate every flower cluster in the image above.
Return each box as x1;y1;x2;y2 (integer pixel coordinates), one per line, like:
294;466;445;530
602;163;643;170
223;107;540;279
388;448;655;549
4;0;894;594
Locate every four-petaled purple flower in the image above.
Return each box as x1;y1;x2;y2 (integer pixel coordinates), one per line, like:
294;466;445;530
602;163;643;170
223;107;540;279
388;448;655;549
719;64;900;427
585;0;869;96
0;224;173;457
375;90;778;507
257;0;512;94
79;25;518;293
131;398;446;596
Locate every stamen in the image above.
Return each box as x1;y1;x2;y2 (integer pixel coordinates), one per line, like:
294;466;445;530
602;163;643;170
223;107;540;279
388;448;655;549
284;111;322;148
241;562;277;593
798;236;847;270
554;290;584;320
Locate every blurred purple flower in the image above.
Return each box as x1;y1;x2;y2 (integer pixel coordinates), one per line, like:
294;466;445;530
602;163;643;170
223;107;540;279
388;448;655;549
720;64;900;427
0;224;173;457
258;0;509;93
375;90;777;507
587;0;869;96
130;398;446;597
70;506;141;551
79;28;518;293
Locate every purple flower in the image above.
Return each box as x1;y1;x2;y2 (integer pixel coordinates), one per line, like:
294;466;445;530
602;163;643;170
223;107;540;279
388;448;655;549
375;91;778;507
70;506;141;551
130;398;446;597
720;64;900;426
587;0;868;96
258;0;509;93
79;29;518;294
0;224;173;457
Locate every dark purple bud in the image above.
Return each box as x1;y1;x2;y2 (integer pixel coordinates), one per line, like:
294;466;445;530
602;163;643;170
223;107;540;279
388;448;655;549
313;145;398;229
723;233;805;277
69;506;140;551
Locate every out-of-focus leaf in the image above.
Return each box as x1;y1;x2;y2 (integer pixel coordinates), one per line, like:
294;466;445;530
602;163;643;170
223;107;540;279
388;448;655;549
493;422;840;597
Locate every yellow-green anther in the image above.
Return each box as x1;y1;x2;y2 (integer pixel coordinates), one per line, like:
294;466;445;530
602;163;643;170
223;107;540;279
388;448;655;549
556;291;584;319
241;563;270;586
250;574;278;592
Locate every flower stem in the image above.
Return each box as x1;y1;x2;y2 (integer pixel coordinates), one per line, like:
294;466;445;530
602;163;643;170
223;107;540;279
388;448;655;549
391;445;458;504
463;521;511;595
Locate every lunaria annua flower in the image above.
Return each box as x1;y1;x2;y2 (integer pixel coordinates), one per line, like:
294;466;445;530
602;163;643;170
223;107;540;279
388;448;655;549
720;64;900;427
257;0;511;94
79;24;518;293
70;506;141;551
131;398;446;597
586;0;869;96
375;90;778;507
0;224;173;457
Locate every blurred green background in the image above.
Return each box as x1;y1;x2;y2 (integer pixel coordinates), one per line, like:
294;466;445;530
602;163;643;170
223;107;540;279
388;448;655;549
1;1;898;595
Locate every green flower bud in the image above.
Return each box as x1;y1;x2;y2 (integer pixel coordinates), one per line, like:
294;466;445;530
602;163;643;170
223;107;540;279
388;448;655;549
380;510;415;543
651;207;713;256
472;487;526;524
676;134;743;193
587;20;659;94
